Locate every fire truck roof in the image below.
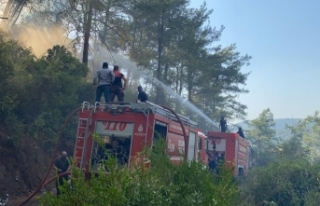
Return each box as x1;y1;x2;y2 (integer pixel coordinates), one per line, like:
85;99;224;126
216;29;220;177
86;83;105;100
81;101;198;128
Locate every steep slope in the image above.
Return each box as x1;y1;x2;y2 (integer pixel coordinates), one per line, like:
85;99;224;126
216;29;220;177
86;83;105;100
0;132;73;201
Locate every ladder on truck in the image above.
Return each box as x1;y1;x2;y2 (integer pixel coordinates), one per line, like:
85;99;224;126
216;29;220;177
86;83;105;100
73;102;93;169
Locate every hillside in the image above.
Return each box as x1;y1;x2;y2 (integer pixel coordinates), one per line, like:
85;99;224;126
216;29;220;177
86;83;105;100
236;118;301;130
236;118;302;139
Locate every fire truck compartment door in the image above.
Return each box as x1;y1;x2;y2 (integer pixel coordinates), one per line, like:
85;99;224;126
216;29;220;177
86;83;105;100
95;121;134;137
188;132;196;161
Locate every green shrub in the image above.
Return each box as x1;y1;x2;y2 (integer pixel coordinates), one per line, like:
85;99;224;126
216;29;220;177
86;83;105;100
239;158;320;206
39;139;239;206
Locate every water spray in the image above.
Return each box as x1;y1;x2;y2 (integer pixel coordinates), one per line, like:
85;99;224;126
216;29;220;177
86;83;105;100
140;69;219;128
99;49;219;129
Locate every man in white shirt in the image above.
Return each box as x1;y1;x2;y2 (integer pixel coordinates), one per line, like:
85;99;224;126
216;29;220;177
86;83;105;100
93;62;115;104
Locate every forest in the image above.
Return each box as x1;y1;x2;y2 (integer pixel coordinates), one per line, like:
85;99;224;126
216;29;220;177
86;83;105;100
0;0;320;205
1;0;252;130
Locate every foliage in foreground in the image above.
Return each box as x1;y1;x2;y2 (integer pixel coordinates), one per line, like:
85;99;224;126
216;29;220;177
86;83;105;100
39;140;239;206
239;158;320;206
240;108;320;206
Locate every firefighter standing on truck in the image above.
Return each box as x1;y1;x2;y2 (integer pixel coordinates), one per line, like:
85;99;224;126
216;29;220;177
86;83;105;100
137;86;148;102
237;127;245;138
93;62;115;104
111;65;127;102
219;117;227;132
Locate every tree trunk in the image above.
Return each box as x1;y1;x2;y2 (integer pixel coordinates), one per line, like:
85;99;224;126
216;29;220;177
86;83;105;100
1;0;13;29
175;67;179;93
164;63;169;83
179;63;184;95
2;0;27;29
157;15;164;80
155;7;165;104
82;0;93;66
187;68;193;102
100;0;112;43
10;2;25;29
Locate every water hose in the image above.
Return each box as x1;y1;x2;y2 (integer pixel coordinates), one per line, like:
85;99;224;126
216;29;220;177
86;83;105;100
160;105;188;159
19;104;189;205
18;108;82;206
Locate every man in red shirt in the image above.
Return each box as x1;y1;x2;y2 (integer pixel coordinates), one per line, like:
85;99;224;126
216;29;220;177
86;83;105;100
111;65;127;102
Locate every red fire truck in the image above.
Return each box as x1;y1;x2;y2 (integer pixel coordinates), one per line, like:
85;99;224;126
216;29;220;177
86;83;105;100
205;131;253;176
19;103;254;205
73;101;201;172
73;101;252;176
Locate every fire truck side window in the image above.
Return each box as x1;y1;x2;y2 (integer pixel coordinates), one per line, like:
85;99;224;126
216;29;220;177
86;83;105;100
153;123;167;140
205;139;207;150
206;137;215;152
198;138;202;150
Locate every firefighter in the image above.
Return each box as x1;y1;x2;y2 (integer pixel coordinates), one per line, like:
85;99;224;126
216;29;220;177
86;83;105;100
216;152;225;175
237;127;245;138
219;117;227;132
111;65;127;102
208;153;217;171
93;62;115;104
137;86;148;102
54;151;70;196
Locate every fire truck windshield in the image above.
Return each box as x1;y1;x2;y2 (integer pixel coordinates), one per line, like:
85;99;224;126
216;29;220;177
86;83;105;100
91;135;131;170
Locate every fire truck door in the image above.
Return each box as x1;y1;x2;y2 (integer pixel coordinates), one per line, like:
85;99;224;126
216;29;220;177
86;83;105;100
235;140;239;172
197;138;202;162
187;132;196;161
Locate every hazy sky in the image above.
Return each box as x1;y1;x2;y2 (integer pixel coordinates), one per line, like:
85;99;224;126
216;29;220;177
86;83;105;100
190;0;320;120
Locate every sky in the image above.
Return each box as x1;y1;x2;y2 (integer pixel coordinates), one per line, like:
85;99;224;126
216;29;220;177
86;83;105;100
190;0;320;120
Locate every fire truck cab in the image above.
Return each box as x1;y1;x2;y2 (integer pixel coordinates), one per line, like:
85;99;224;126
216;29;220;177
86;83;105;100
73;101;200;172
206;131;253;176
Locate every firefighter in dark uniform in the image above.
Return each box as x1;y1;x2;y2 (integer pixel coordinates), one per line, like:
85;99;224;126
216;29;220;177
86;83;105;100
219;117;227;132
208;154;217;171
54;151;70;196
237;127;245;138
137;86;148;102
110;65;127;102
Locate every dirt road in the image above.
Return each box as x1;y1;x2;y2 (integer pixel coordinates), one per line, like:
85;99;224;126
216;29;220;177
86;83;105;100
4;195;41;206
6;198;38;206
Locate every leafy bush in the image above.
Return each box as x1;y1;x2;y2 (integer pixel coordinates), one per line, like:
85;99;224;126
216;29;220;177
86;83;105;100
239;158;320;206
0;40;90;145
39;139;239;206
